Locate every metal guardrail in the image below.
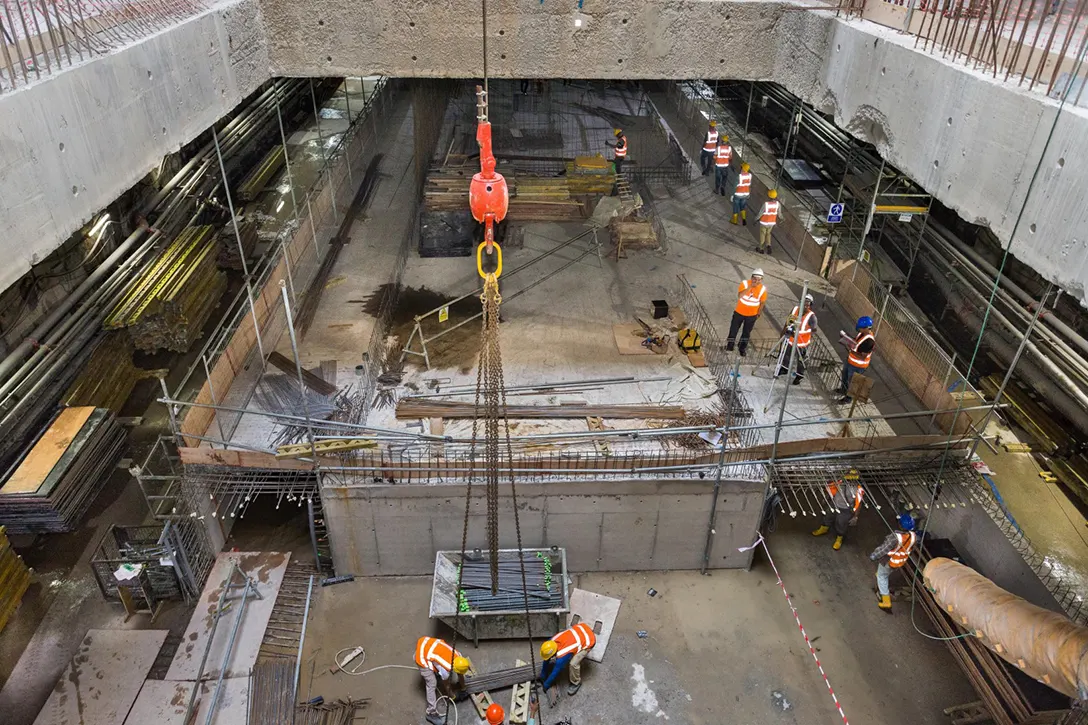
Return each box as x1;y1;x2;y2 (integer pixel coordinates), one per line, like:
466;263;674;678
0;0;206;93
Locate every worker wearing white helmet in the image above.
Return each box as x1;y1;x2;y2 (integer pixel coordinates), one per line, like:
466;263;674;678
777;293;816;385
726;268;767;357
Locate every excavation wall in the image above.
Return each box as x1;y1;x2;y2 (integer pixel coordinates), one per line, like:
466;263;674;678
320;477;766;576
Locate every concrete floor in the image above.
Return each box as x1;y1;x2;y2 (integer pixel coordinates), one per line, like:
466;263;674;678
298;515;974;725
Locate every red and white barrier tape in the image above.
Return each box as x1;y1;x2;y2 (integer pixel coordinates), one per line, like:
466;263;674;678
741;534;850;725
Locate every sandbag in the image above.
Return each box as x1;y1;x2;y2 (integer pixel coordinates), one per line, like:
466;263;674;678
924;557;1088;699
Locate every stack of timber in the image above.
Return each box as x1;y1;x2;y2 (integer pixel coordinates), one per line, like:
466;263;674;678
0;407;126;534
0;526;31;633
62;334;148;412
217;216;259;270
424;169;587;221
396;399;686;420
104;225;227;353
566;155;616;194
238;145;287;201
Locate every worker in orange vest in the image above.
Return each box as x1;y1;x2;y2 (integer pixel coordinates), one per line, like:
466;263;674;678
700;120;718;175
415;636;472;725
838;316;876;403
812;468;865;550
713;136;733;195
757;189;780;255
538;622;596;706
869;514;918;611
730;163;752;225
608;128;628;175
777;294;815;384
725;268;766;357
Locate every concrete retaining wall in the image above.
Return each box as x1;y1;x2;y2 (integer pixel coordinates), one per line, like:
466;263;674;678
0;0;269;296
321;477;766;576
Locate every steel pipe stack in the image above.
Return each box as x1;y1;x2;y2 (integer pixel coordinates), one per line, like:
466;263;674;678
62;334;148;412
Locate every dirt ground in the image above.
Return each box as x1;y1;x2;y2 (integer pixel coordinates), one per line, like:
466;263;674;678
299;514;974;725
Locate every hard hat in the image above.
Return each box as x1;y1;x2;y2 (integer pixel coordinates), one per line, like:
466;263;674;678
741;162;750;172
453;656;471;674
804;294;814;303
844;468;860;481
856;315;874;330
768;189;778;199
751;268;764;278
486;703;505;725
709;120;717;127
540;640;558;659
614;128;623;136
898;513;915;531
721;134;730;143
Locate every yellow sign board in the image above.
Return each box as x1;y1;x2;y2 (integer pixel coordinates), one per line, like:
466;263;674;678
439;306;449;323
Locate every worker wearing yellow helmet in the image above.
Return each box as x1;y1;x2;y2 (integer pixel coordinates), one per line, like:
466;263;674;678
757;188;780;255
538;622;597;706
731;162;753;226
812;468;865;550
701;119;719;174
415;636;471;725
608;127;628;177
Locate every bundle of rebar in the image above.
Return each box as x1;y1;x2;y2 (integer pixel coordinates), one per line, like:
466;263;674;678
104;225;226;353
238;146;287;202
293;698;368;725
62;334;149;412
463;665;538;694
397;399;686;420
217;217;260;271
458;554;561;612
249;659;296;725
0;526;31;634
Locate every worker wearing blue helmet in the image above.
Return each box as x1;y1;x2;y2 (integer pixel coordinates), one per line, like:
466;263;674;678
836;315;876;404
869;513;918;611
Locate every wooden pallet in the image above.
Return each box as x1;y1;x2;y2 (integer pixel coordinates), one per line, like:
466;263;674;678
509;659;531;724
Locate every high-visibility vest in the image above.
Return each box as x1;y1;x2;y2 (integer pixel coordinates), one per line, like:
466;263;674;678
848;331;875;368
789;305;815;348
759;200;779;226
715;145;732;167
827;481;864;512
614;135;628;158
888;531;917;568
549;622;597;658
703;129;718;152
734;280;766;316
415;636;457;673
734;173;751;198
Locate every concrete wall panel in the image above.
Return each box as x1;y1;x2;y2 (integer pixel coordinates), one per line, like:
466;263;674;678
813;19;1088;307
321;479;765;576
0;0;269;295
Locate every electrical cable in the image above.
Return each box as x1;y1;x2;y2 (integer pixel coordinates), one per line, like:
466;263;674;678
326;652;459;725
905;32;1088;642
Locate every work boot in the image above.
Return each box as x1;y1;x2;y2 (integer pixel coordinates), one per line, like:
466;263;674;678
725;342;735;352
878;595;893;611
731;213;739;225
838;395;851;404
742;211;747;225
426;714;445;725
792;376;803;386
738;348;747;357
811;525;829;537
832;536;844;551
567;683;581;696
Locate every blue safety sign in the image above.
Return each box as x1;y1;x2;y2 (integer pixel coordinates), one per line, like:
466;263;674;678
827;203;844;224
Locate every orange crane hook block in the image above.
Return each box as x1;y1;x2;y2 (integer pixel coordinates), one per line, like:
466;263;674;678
468;85;509;273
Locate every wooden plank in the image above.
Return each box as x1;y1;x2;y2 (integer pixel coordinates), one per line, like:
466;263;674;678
1;407;95;495
266;351;337;395
178;447;320;470
612;323;656;356
396;400;686;420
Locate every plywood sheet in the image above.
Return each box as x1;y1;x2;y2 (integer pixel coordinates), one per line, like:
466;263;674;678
612;323;655;356
123;678;249;725
567;588;622;663
165;551;290;681
33;628;168;725
2;407;95;495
